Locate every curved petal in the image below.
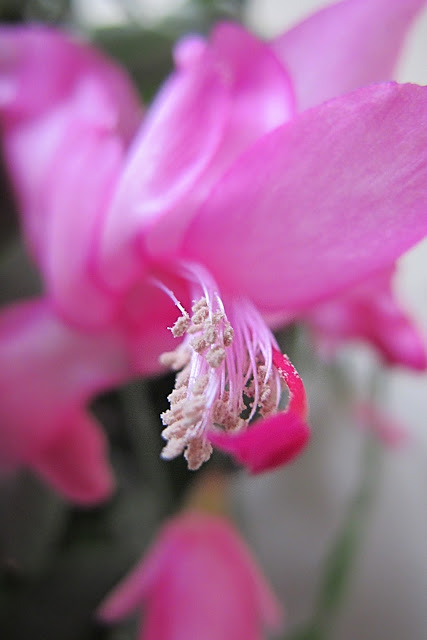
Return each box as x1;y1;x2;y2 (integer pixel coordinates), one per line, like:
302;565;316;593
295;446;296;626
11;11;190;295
210;411;310;474
100;22;294;284
43;119;124;328
180;82;427;315
98;512;283;639
0;299;130;503
97;49;230;291
32;411;114;504
307;269;427;370
0;25;141;265
271;0;427;110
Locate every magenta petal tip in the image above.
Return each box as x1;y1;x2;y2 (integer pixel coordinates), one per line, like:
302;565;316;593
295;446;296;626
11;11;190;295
209;412;310;474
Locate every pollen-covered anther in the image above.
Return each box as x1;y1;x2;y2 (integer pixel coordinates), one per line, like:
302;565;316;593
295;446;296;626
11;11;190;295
182;396;206;422
212;310;225;325
159;347;191;370
159;288;238;470
205;345;226;368
184;437;213;471
161;437;186;460
190;335;207;353
191;298;209;324
175;367;190;389
203;324;218;345
167;386;187;404
169;312;190;337
161;422;186;441
223;323;234;347
192;375;209;395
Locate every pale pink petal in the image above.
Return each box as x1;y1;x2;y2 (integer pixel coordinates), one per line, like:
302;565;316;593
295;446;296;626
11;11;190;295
271;0;427;110
99;22;294;284
355;402;410;448
97;53;230;291
98;512;283;640
42;119;124;328
0;299;130;502
307;269;427;370
180;83;427;315
0;25;141;264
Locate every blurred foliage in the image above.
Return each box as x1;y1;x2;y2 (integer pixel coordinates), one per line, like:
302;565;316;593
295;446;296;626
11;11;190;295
0;0;72;22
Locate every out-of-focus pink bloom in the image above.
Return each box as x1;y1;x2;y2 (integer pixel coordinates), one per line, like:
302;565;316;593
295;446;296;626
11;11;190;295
355;402;410;448
0;27;143;502
0;300;130;503
97;512;283;640
271;0;427;367
2;0;427;498
306;269;427;370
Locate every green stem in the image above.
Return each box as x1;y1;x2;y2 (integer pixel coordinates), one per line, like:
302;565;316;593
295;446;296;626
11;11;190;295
285;430;381;640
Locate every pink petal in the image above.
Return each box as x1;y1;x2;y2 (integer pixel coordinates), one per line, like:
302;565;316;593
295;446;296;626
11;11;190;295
180;83;427;315
98;512;283;640
0;299;130;502
144;21;294;259
307;269;427;370
0;25;141;265
42;118;124;328
32;410;114;504
99;22;294;284
271;0;427;111
210;412;310;474
97;50;230;292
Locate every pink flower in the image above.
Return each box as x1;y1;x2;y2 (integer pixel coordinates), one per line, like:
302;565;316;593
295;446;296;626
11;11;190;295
97;511;283;640
0;27;142;502
306;268;427;370
2;0;427;499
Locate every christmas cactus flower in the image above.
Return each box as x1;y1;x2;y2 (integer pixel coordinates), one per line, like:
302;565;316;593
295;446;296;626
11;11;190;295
97;511;283;640
0;26;142;502
1;0;427;500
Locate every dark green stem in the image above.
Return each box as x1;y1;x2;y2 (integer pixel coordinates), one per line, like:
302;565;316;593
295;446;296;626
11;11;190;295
285;432;381;640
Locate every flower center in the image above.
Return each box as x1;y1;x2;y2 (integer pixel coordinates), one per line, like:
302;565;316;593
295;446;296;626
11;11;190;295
155;264;303;471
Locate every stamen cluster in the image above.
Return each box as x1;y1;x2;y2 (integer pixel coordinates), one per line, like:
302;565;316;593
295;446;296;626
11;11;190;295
159;293;283;470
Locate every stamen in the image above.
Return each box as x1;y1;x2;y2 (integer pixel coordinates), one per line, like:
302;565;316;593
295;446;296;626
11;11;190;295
156;265;305;471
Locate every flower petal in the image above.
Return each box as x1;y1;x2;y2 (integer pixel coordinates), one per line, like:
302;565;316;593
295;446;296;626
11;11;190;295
0;25;141;267
43;118;124;328
210;411;310;474
307;268;427;370
99;22;294;285
0;299;129;502
97;48;230;291
271;0;427;110
32;411;114;504
180;82;427;314
98;512;283;639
